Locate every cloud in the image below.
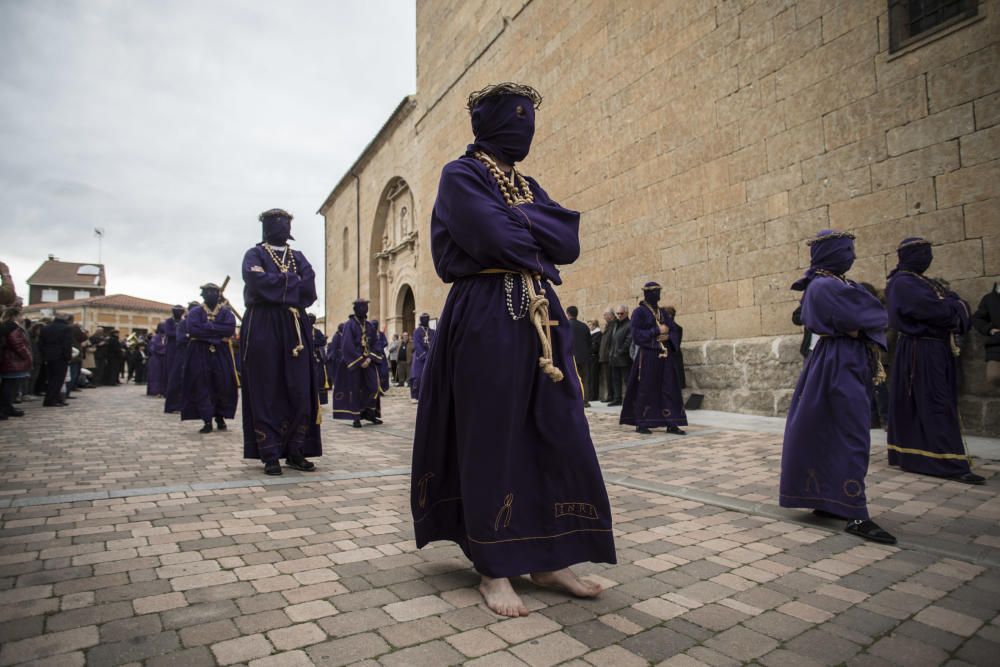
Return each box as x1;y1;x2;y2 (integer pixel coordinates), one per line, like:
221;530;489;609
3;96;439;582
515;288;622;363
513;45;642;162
0;0;416;317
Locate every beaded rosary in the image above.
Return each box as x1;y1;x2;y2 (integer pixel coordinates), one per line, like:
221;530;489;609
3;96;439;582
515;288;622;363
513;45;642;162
263;244;297;274
474;151;534;206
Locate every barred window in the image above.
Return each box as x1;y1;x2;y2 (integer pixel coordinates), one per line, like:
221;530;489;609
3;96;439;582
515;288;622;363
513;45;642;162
888;0;978;53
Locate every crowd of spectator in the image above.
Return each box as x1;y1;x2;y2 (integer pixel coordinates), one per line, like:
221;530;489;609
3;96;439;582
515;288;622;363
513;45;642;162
566;301;686;408
0;261;156;419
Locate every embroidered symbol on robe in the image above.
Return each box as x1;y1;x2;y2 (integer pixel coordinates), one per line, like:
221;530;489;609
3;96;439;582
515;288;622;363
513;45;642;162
843;479;863;498
254;429;267;444
661;408;671;417
806;469;820;494
417;473;434;509
555;502;599;520
494;493;514;531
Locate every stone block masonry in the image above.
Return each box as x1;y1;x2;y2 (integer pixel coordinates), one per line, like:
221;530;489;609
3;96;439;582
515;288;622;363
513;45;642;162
320;0;1000;434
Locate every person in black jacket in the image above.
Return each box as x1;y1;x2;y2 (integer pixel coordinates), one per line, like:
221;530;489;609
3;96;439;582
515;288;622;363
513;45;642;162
608;304;632;406
588;319;603;403
972;282;1000;387
665;306;686;389
566;306;592;406
39;313;73;406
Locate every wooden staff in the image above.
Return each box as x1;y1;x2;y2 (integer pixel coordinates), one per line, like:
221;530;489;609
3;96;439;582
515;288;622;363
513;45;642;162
218;275;243;322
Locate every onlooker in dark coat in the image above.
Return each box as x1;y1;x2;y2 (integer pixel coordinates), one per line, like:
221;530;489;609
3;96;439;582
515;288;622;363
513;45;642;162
608;304;632;406
39;314;73;406
598;309;614;401
972;282;1000;387
665;306;686;389
566;306;592;406
588;319;603;403
0;306;31;419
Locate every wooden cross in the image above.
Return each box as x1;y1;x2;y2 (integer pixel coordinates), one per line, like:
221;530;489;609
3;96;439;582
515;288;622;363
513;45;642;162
543;319;558;352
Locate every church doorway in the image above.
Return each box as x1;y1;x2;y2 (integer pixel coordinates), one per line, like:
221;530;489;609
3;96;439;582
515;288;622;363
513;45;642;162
397;284;415;335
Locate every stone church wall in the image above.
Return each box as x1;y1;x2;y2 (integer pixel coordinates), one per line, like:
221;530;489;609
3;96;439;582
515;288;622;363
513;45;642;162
321;0;1000;434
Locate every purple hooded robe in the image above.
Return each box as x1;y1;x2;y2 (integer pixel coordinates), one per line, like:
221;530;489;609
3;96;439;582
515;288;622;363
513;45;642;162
162;314;184;411
620;300;687;428
332;314;382;420
240;243;322;462
180;305;239;421
410;93;616;578
312;326;330;405
326;325;343;388
145;327;167;396
886;239;972;477
410;323;434;400
779;231;887;520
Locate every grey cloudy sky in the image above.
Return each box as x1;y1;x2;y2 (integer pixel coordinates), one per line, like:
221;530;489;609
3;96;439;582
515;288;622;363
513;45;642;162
0;0;416;315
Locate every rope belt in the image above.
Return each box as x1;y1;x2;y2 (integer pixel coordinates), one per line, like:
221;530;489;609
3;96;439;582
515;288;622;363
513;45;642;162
476;269;563;383
288;307;305;357
816;334;886;385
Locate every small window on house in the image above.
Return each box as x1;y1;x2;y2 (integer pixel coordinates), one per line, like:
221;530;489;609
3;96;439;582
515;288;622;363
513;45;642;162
342;227;350;270
74;290;90;300
888;0;978;53
41;289;59;302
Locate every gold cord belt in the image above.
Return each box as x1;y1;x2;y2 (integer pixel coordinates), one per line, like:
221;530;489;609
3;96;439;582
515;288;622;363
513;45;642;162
475;269;563;383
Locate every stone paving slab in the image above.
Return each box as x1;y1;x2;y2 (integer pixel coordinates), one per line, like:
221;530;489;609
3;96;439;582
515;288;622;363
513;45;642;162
0;385;998;666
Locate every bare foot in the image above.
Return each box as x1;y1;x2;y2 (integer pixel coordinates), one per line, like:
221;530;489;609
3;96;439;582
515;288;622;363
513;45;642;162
530;568;602;598
479;576;529;617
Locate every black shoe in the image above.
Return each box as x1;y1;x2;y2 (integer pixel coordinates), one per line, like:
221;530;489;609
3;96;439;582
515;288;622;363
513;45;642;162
215;418;227;431
65;395;77;399
352;419;362;428
845;519;897;545
636;426;652;434
607;400;622;406
812;509;847;520
264;461;282;476
952;472;986;485
286;455;316;472
199;422;213;434
5;408;24;417
0;413;7;420
667;425;686;435
366;416;383;425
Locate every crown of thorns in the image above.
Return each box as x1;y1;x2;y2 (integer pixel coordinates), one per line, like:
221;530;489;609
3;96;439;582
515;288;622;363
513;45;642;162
806;231;856;246
467;82;543;114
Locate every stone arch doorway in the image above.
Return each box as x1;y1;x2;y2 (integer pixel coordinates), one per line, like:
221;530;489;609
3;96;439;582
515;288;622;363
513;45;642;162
396;284;416;336
370;177;417;324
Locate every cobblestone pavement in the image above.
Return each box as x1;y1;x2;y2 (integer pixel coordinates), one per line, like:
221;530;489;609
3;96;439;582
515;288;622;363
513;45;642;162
1;385;999;666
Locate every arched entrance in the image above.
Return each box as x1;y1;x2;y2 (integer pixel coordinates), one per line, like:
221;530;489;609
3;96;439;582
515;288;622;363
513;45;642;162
396;284;415;335
370;177;417;324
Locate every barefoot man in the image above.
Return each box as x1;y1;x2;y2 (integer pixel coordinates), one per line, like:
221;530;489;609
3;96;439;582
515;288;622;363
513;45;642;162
410;82;616;617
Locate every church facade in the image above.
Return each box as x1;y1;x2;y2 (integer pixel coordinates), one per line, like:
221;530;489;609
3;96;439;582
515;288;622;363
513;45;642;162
319;0;999;434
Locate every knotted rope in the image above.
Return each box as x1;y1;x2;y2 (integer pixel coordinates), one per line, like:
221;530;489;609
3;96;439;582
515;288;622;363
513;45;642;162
522;271;564;383
288;307;305;357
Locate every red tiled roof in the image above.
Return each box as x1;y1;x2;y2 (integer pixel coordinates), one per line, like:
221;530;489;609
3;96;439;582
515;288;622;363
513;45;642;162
23;293;172;313
26;259;106;288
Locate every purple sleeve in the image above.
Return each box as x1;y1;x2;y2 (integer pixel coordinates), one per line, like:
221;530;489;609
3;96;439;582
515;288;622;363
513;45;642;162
520;177;581;266
893;275;967;331
243;247;302;305
413;328;429;360
434;161;547;275
804;278;888;347
294;251;318;309
368;326;386;361
341;319;365;369
629;307;660;351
